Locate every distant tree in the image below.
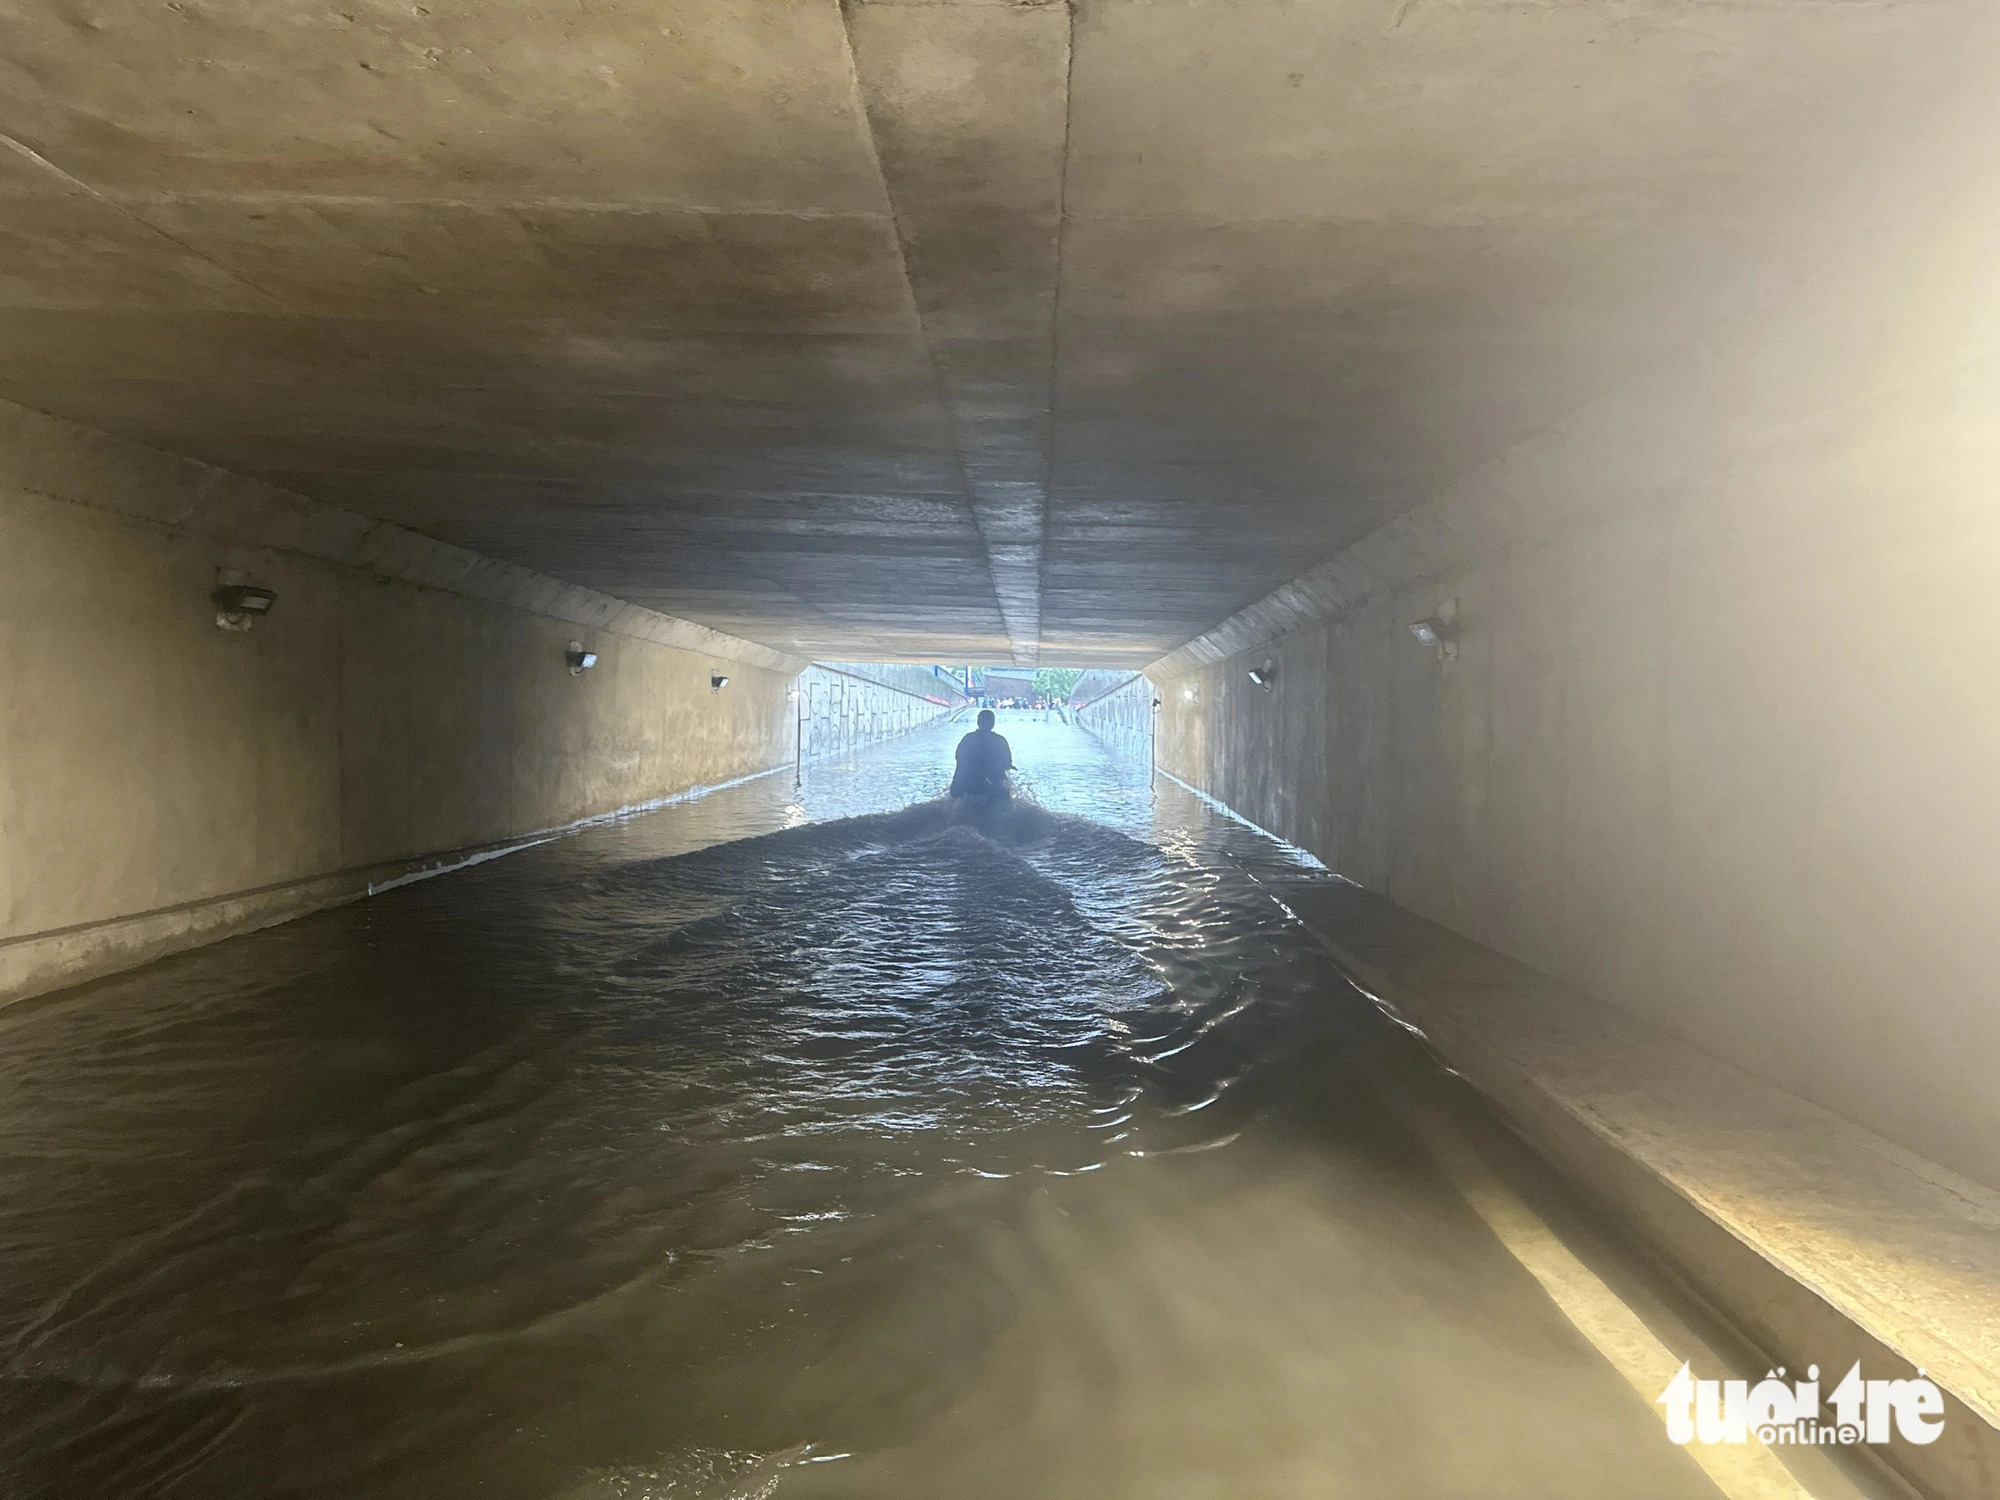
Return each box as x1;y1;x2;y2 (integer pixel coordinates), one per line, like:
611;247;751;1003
1033;667;1084;702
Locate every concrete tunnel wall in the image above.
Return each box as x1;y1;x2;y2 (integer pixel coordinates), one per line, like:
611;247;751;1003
0;401;935;1007
798;664;961;764
1146;335;2000;1191
1074;673;1153;765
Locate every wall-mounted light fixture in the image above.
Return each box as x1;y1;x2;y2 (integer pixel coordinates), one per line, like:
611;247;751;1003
566;641;598;675
1409;598;1460;662
1247;660;1276;689
1181;684;1199;703
710;673;730;693
1151;696;1163;711
212;572;277;632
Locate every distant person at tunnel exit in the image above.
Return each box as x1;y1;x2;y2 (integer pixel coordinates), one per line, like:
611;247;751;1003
949;710;1013;800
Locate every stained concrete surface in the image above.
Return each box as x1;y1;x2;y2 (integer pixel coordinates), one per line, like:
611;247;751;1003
0;477;790;1000
5;9;1999;1478
1145;339;2000;1194
796;662;960;762
0;407;949;1003
1261;874;2000;1500
3;0;1993;664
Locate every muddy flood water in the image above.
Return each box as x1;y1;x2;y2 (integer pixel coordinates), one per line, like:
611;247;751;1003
0;714;1877;1499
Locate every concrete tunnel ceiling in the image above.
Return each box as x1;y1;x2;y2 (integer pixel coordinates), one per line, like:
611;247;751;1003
0;0;1985;667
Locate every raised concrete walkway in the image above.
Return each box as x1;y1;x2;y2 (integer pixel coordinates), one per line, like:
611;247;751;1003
1259;876;2000;1500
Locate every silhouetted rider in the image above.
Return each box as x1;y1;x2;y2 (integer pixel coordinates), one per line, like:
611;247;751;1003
949;709;1013;799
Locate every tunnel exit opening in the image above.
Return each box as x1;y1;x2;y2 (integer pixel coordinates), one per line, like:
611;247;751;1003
789;661;1155;797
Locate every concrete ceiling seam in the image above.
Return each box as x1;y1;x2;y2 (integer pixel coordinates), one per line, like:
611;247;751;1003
0;0;1022;663
0;130;295;315
1036;0;1079;677
836;0;1021;664
841;0;1073;668
0;0;1989;666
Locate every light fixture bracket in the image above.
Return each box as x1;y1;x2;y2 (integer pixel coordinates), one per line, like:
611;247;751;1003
212;578;277;632
1409;598;1461;661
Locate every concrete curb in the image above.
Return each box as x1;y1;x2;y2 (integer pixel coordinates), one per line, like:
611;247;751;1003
0;766;791;1009
1267;877;2000;1500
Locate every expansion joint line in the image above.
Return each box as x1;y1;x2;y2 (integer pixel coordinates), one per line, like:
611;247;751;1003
836;0;1051;667
0;132;300;313
1033;0;1077;674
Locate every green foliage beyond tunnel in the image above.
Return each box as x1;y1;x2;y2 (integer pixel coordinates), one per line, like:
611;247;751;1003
1033;668;1084;702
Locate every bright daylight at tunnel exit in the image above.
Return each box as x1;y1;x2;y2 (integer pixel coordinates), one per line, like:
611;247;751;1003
2;3;1998;1498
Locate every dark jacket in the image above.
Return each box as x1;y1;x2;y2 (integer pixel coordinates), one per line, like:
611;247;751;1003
949;728;1013;798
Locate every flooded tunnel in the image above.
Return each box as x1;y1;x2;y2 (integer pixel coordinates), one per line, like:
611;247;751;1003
4;1;2000;1497
0;714;1895;1500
